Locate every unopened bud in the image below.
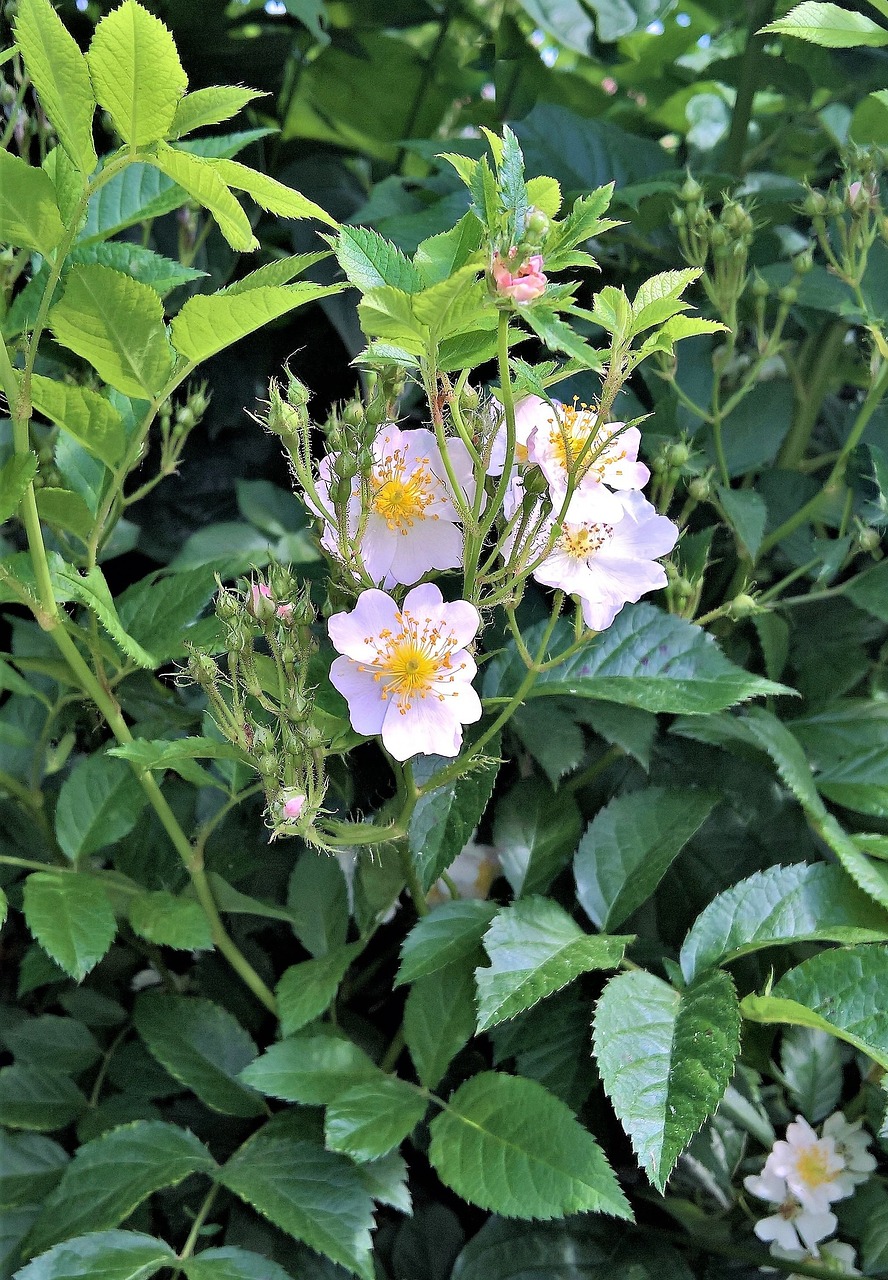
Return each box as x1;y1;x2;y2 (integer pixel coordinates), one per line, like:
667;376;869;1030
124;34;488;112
680;173;703;203
333;452;358;482
522;205;551;246
858;526;881;553
342;400;364;428
667;441;690;467
246;582;276;622
729;593;759;618
802;188;828;218
215;590;240;622
258;751;278;777
188;652;218;683
778;284;798;305
460;384;480;411
688;475;711;501
751;274;770;299
793;248;814;275
279;789;307;821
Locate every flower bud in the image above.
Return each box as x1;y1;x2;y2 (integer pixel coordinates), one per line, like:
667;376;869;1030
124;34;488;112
460;384;480;411
688;475;711;501
751;273;770;299
342;400;364;427
729;593;759;618
778;284;798;306
258;751;278;777
667;441;690;467
246;581;276;622
802;188;828;218
858;526;881;553
490;250;547;305
793;248;814;275
266;379;307;439
522;205;551;246
188;652;218;684
670;206;686;229
279;789;307;821
680;173;703;203
215;590;240;622
333;452;358;482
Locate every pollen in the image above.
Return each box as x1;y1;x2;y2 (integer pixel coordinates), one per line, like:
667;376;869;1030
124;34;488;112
560;521;613;560
795;1145;839;1190
370;447;438;531
367;608;461;710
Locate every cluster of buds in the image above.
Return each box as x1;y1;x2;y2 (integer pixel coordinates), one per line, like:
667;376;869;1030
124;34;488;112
488;205;550;305
155;383;210;481
186;569;330;840
672;176;757;319
802;151;886;291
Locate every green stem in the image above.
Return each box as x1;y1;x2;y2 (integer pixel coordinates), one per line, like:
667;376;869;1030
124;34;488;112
665;1229;857;1279
172;1184;221;1276
396;840;429;917
722;0;775;176
777;321;847;469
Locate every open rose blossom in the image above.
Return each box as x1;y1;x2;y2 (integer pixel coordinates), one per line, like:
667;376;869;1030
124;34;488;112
743;1167;837;1254
328;584;482;761
486;394;552;476
314;424;475;589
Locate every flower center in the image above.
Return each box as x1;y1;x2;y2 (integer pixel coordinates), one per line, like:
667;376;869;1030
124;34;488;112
547;403;626;481
560;522;613;560
370;448;437;532
361;610;464;712
795;1145;837;1190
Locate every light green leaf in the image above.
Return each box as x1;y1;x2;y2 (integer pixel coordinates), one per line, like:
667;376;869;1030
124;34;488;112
337;224;424;292
210;158;337;226
0;149;65;257
761;1;888;45
55;752;146;862
224;251;330;294
240;1030;380;1105
428;1073;631;1220
87;0;188;144
0;453;38;525
47;557;157;668
107;737;245;790
716;486;768;561
134;993;265;1117
218;1133;375;1280
49;264;174;398
404;958;477;1090
396;900;498;986
0;1064;88;1132
29;375;126;468
680;863;888;981
475;897;627;1032
0;1131;68;1208
22;872;116;982
34;488;94;541
325;1077;428;1162
276;943;363;1036
493;776;581;897
182;1247;295;1280
171;283;342;363
14;1230;175;1280
171;86;266;138
0;886;7;932
414;213;485;286
25;1122;216;1255
630;269;700;336
128;892;214;951
575;787;719;931
408;754;500;892
14;0;96;173
593;969;741;1192
146;145;255;252
525;174;562;217
741;945;888;1068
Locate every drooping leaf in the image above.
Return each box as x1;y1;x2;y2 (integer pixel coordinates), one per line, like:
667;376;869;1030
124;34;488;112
29;376;125;469
25;1121;216;1254
0;149;65;257
55;752;146;862
148;146;256;251
780;1027;843;1124
128;891;214;951
404;957;477;1090
408;754;501;892
325;1077;429;1162
114;566;217;663
34;488;94;541
276;943;363;1036
14;0;96;173
489;986;592;1112
2;1016;101;1076
87;0;188;144
429;1073;631;1220
475;897;627;1032
108;738;246;790
22;872;116;982
240;1030;381;1105
170;283;342;363
181;1247;295;1280
210;158;337;227
0;1064;88;1132
680;863;888;982
396;901;498;986
171;86;266;138
493;776;582;897
593;969;741;1192
762;1;888;46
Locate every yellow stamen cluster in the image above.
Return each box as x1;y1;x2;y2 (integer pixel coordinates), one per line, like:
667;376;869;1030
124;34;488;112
359;610;465;713
370;447;438;534
547;401;626;481
560;522;614;560
795;1145;839;1190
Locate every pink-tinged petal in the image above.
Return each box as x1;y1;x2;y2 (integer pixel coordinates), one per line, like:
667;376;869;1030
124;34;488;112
606;493;679;559
441;605;481;652
373;423;404;462
402;582;445;613
328;589;401;661
560;480;625;525
362;516;400;587
381;695;463;760
328;657;387;735
590;556;669;604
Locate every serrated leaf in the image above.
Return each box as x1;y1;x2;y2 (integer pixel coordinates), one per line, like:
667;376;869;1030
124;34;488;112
0;1131;68;1209
286;852;350;957
114;566;217;663
182;1247;294;1280
489;986;591;1111
49;265;174;398
240;1030;380;1104
46;557;157;668
337;224;424;292
171;86;266;138
680;863;888;981
0;453;38;525
761;1;888;45
148;145;255;252
171;282;340;363
717;487;767;561
29;375;126;468
128;891;214;951
134;993;264;1117
429;1072;631;1220
22;872;116;982
475;897;627;1032
0;1064;88;1132
55;752;146;861
493;776;581;897
25;1121;216;1255
3;1015;101;1075
396;900;498;986
404;958;476;1090
741;945;888;1068
276;942;363;1036
325;1077;428;1162
525;174;562;218
593;969;741;1192
0;149;65;257
224;251;330;294
107;737;245;791
210;158;336;226
35;487;94;541
408;754;500;892
575;787;719;931
87;0;187;144
414;213;484;286
218;1134;375;1280
522;307;602;367
485;604;792;714
846;559;888;621
14;0;96;173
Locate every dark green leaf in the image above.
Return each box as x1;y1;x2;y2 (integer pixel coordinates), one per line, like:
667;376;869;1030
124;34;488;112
13;1229;175;1280
2;1016;100;1076
404;958;476;1090
780;1027;843;1123
115;567;217;663
276;943;363;1036
240;1029;380;1104
22;872;116;982
55;753;146;862
0;1131;68;1208
396;901;497;986
182;1247;294;1280
408;754;500;892
325;1077;428;1162
0;1064;88;1132
493;776;581;897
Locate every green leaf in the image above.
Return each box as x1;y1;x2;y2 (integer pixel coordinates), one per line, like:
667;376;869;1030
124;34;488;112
22;872;116;982
0;1131;68;1208
108;738;246;790
29;375;125;469
134;993;265;1117
210;158;337;227
48;557;157;669
217;1133;375;1280
114;566;217;663
594;969;741;1192
171;283;341;364
475;897;627;1032
147;145;255;251
404;958;478;1090
276;943;363;1036
286;851;350;957
493;777;581;897
396;900;498;986
49;264;174;398
171;86;266;138
0;149;65;257
0;1064;88;1132
408;755;500;892
128;891;214;951
761;1;888;45
780;1027;843;1123
325;1077;428;1162
14;0;96;173
14;1230;175;1280
338;224;424;293
817;747;888;817
224;251;330;294
575;787;720;931
414;213;484;286
846;559;888;622
486;604;791;714
522;307;602;368
25;1121;216;1255
716;486;767;561
0;453;38;525
489;987;591;1111
34;488;94;542
55;752;146;862
240;1030;380;1104
680;863;888;982
87;0;188;144
3;1015;101;1075
182;1247;295;1280
429;1072;631;1220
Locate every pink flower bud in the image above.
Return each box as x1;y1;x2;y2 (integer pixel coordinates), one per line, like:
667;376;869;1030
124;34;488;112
246;582;275;621
281;791;306;820
275;602;294;622
491;251;547;304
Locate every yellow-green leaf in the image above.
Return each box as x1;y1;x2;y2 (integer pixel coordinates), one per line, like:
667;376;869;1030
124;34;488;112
171;282;344;363
30;374;126;468
170;85;267;138
149;145;257;251
87;0;188;145
208;158;338;227
0;149;65;258
14;0;97;174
